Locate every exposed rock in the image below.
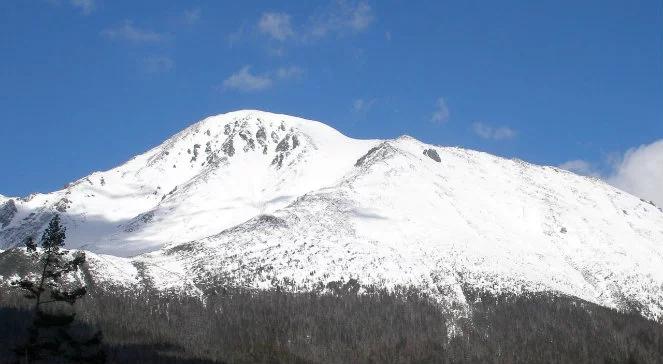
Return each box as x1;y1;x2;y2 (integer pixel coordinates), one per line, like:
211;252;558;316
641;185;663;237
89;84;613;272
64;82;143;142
276;136;290;152
54;198;72;213
256;127;267;141
221;137;235;157
256;214;287;228
271;154;284;168
190;144;201;162
423;149;441;162
124;211;155;233
0;200;17;228
206;152;221;167
356;143;401;167
239;131;255;152
355;146;381;167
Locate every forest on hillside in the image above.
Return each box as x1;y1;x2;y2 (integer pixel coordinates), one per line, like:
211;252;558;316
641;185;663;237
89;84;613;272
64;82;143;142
1;284;662;364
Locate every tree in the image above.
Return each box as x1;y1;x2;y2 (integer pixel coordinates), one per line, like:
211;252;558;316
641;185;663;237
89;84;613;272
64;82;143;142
11;214;105;363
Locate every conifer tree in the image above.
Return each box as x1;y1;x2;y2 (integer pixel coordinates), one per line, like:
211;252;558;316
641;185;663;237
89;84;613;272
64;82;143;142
11;214;105;363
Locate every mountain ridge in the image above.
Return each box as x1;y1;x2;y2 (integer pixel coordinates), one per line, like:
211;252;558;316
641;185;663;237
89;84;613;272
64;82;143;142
1;110;662;322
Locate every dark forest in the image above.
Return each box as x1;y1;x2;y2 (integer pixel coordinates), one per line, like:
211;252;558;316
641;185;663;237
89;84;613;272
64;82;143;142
1;284;662;364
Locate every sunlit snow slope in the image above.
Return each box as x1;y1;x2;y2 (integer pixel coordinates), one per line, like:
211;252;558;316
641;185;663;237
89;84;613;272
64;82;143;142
0;111;373;256
1;110;662;320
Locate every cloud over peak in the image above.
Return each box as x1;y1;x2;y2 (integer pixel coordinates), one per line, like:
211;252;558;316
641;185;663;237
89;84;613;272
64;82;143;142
222;66;273;92
608;139;663;206
431;97;450;123
558;159;600;177
559;138;663;206
472;122;517;140
222;65;304;92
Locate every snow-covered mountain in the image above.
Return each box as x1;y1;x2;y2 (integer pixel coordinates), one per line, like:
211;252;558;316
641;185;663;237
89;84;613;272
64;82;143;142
1;110;663;321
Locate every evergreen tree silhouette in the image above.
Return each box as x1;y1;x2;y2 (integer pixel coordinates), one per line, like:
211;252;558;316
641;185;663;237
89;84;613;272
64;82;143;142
11;214;105;363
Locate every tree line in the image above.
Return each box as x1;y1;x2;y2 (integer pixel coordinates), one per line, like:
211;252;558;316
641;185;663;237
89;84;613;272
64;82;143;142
1;215;662;363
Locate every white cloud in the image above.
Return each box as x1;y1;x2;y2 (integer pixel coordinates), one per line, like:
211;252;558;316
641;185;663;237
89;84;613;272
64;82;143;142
558;139;663;206
558;159;600;177
102;21;164;43
183;8;201;25
70;0;95;15
310;1;374;38
221;65;305;92
431;97;450;124
222;66;273;92
142;56;174;74
607;139;663;206
258;12;294;41
472;122;517;140
250;2;374;44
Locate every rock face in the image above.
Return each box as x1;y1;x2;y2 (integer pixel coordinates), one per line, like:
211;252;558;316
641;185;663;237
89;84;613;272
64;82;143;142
0;200;17;228
1;110;663;322
423;148;441;162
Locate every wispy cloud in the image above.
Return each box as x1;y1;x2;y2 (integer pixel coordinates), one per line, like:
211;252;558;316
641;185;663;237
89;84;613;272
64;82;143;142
141;56;174;74
558;159;600;177
431;97;450;124
70;0;95;15
221;65;304;92
102;21;164;43
309;1;374;38
222;66;273;92
353;98;376;113
258;12;294;41
244;1;374;46
472;122;517;140
183;8;201;25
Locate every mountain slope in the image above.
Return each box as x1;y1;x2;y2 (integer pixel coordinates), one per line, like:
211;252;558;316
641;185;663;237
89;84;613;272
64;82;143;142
0;111;374;256
1;110;662;321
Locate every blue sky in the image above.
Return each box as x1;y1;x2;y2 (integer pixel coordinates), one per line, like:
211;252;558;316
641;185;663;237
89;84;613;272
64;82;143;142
1;0;662;202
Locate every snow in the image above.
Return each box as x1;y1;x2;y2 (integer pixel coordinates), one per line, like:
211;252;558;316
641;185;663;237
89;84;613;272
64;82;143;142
1;110;662;320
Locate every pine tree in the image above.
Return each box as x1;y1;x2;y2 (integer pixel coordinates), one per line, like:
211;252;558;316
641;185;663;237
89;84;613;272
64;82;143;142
11;214;105;363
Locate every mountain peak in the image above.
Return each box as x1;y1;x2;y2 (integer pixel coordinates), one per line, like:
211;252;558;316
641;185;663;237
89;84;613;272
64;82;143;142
1;111;663;322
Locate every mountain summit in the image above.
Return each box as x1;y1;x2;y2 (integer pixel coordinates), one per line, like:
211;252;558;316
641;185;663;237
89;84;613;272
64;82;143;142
1;110;662;321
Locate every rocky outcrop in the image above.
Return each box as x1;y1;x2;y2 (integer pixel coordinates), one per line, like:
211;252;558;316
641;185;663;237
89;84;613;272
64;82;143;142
0;200;17;228
423;148;441;162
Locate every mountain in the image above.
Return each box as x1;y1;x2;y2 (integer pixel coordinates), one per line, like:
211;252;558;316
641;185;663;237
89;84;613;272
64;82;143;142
1;110;662;321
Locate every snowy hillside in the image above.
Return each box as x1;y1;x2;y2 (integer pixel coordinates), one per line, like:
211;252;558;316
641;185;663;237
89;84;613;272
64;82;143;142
1;110;662;321
0;111;375;256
